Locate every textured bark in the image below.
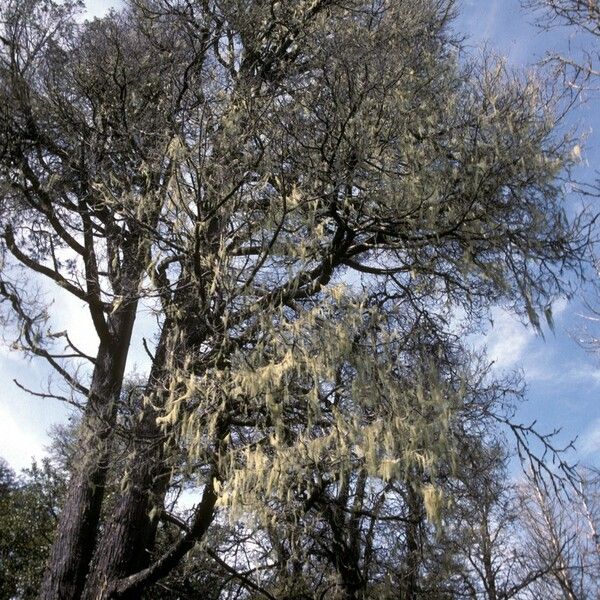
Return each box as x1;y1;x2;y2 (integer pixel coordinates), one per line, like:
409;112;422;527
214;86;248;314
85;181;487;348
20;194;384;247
480;509;499;600
81;333;171;600
80;449;169;600
108;476;218;599
324;472;366;600
38;307;137;600
404;484;424;600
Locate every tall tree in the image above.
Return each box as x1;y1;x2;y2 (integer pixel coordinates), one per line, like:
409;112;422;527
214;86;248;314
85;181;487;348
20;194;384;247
0;0;592;597
0;0;206;595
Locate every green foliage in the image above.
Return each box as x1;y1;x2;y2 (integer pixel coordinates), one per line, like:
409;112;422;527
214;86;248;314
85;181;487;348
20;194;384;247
0;458;64;599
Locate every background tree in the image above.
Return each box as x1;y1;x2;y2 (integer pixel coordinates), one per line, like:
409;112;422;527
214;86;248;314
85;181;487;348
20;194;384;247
525;0;600;86
516;470;600;600
0;458;65;599
524;0;600;202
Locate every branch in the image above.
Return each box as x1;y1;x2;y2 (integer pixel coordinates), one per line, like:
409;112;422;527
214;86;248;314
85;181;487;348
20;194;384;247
62;331;97;364
5;227;85;300
112;473;218;597
142;337;155;363
500;416;578;493
4;225;111;341
15;158;86;255
206;549;278;600
13;379;83;410
79;196;112;341
0;277;90;397
160;511;190;534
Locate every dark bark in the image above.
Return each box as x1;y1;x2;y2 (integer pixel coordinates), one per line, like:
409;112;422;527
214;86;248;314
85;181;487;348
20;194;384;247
481;509;499;600
404;484;424;600
324;472;366;600
39;307;138;600
108;473;218;599
81;331;171;600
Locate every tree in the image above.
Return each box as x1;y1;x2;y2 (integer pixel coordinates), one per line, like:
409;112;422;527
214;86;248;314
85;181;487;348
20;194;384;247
516;470;600;600
0;0;209;595
450;453;561;600
0;458;65;599
525;0;600;86
0;0;591;598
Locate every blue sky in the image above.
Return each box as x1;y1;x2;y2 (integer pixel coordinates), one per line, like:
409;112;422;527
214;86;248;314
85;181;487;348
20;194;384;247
1;0;599;472
455;0;600;466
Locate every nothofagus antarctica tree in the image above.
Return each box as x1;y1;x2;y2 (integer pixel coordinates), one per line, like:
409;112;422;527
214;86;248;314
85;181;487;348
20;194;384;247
0;0;592;598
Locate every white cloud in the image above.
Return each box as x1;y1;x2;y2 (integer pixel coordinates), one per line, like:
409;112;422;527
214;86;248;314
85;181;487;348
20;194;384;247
85;0;121;18
564;364;600;385
484;308;535;370
579;418;600;457
551;296;569;319
472;297;570;376
0;401;47;471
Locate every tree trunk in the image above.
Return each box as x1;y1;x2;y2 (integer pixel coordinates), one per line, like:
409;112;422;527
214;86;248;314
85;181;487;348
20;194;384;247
81;261;218;598
108;472;218;599
481;512;498;600
39;307;137;600
325;472;366;600
81;334;171;600
404;484;423;600
80;439;169;600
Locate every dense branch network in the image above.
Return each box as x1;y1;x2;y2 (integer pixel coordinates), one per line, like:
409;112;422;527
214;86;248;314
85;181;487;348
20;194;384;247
0;1;595;598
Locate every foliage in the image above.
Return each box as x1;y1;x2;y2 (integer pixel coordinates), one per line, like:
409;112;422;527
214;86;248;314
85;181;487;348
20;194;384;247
0;0;595;597
0;458;64;599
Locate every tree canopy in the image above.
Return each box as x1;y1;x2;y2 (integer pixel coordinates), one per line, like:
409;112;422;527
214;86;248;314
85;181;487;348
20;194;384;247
0;0;594;598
